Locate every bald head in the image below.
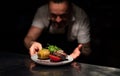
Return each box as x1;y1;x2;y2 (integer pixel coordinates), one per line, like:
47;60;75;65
49;1;68;15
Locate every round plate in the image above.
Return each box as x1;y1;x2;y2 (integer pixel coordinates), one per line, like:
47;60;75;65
31;54;73;66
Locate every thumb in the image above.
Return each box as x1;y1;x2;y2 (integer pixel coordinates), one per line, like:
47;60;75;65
77;44;82;50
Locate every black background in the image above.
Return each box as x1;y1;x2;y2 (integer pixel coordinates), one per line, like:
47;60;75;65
1;0;119;68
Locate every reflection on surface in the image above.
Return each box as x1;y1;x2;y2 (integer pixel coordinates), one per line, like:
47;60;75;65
78;63;120;76
71;62;81;72
0;52;120;76
25;59;120;76
25;59;82;76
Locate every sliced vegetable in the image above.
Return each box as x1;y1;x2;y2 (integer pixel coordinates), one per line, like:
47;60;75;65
49;54;61;62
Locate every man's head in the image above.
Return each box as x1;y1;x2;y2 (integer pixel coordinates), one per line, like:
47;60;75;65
48;0;72;28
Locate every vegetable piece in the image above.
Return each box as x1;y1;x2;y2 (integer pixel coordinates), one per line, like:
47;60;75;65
47;44;61;53
49;54;61;62
37;48;50;59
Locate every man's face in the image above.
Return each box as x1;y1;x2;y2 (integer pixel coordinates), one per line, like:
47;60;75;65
49;1;69;28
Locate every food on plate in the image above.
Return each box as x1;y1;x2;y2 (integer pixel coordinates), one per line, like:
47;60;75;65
37;48;50;59
49;54;61;62
49;50;67;62
37;44;68;62
47;44;61;53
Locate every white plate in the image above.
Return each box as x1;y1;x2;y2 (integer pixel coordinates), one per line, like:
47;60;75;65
31;54;73;66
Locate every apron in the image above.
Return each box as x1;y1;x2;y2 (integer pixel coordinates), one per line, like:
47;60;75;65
37;21;78;54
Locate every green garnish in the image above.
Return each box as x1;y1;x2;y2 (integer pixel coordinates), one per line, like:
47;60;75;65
47;44;61;53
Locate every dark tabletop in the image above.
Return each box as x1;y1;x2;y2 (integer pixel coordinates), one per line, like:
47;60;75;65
0;52;120;76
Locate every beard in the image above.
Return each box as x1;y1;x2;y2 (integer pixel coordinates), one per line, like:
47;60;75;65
51;21;68;29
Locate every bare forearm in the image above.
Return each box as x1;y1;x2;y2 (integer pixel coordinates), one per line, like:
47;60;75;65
24;26;42;49
24;36;34;49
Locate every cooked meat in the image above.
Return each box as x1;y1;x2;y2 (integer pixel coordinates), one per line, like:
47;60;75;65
52;50;67;60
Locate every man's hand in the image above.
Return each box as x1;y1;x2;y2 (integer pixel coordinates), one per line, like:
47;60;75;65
70;44;82;59
29;42;42;56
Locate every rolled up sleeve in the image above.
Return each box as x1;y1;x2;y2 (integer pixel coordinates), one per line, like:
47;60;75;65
77;17;90;44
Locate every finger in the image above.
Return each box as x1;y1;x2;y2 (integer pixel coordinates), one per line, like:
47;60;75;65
77;44;82;50
34;46;39;52
29;46;37;56
37;43;42;51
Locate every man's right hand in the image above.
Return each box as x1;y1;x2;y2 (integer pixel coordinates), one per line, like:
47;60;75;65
29;42;42;56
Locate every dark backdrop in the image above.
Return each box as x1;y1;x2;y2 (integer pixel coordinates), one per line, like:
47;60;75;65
1;0;119;68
